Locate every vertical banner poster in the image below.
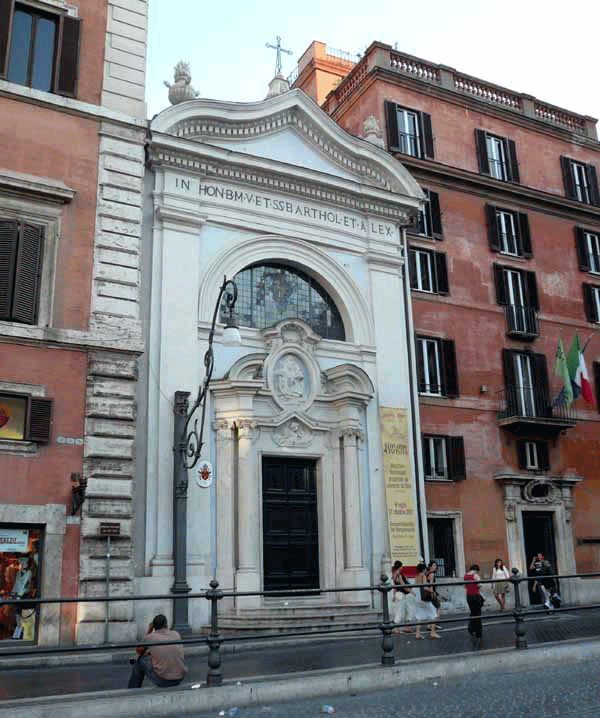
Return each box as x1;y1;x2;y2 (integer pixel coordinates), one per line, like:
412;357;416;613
380;407;419;564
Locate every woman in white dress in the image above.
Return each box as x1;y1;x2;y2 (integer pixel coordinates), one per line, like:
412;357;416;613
414;562;439;639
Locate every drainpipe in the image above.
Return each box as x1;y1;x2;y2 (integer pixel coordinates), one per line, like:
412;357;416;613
400;226;429;562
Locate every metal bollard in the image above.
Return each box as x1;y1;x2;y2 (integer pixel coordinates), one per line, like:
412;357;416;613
511;569;527;649
205;579;224;686
378;573;395;665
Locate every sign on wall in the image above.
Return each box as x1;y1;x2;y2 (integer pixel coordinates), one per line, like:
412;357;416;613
0;528;29;553
380;407;419;564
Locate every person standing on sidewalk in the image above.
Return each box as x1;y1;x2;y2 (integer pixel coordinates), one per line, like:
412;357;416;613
492;558;511;611
414;563;439;640
128;614;187;688
391;560;416;633
464;564;484;645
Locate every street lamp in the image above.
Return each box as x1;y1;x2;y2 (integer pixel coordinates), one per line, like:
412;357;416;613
171;276;240;632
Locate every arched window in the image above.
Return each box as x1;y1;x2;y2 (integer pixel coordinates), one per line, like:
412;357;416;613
223;263;346;341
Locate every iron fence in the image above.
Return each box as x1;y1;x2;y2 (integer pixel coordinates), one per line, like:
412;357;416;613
1;570;600;688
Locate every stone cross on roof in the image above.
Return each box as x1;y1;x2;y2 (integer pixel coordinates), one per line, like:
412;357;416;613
265;35;292;75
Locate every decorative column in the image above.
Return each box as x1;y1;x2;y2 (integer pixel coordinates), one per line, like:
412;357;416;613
235;419;261;607
214;419;235;591
342;427;364;570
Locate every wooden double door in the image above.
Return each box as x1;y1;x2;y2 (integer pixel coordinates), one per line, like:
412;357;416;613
262;457;319;593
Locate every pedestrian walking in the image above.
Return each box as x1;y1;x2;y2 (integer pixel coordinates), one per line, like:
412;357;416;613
530;553;557;610
464;563;484;645
414;562;439;640
491;558;511;611
128;614;187;688
426;560;442;632
391;560;416;633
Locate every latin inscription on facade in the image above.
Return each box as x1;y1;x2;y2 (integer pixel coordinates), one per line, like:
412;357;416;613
170;176;395;238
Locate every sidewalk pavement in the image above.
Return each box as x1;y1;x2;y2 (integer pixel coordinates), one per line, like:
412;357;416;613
0;606;599;717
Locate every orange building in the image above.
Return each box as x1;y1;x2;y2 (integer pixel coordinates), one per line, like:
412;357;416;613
295;41;600;604
0;0;146;644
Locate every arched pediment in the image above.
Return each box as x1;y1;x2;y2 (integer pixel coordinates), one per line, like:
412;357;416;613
150;89;423;201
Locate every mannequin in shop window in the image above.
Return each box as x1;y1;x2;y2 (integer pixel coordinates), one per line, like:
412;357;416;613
10;555;35;640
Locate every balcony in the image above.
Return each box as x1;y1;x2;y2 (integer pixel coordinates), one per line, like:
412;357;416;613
497;385;576;437
504;305;538;340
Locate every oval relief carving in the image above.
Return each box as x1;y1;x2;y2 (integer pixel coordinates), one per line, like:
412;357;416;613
273;354;307;404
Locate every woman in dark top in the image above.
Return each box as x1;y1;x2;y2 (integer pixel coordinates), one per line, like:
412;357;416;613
464;563;484;643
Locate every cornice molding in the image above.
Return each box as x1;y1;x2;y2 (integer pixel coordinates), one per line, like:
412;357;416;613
149;89;424;202
0;168;75;203
149;142;415;223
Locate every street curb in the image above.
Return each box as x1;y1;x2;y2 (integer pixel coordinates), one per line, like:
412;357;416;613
2;636;600;718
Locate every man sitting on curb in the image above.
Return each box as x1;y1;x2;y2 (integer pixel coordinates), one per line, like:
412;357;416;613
128;614;187;688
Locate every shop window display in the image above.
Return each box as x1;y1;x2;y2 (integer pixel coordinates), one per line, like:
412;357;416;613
0;526;42;641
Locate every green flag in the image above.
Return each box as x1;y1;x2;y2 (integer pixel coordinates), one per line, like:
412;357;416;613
565;335;582;400
552;339;573;407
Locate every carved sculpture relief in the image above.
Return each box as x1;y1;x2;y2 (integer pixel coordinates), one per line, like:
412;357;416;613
273;420;313;447
522;479;558;504
274;355;306;402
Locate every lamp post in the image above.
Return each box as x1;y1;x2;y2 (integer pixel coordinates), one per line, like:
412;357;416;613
171;276;240;632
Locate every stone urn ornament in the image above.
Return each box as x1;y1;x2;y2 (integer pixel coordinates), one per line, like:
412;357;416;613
164;61;199;105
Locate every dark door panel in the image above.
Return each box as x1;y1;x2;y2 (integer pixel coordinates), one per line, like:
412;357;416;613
263;457;319;593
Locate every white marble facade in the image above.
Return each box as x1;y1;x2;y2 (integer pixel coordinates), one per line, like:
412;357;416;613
138;89;425;629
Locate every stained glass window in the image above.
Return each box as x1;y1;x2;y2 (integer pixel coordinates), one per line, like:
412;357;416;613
223;264;346;341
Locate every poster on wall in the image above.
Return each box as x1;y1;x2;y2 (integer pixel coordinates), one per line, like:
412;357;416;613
380;407;419;565
0;395;26;441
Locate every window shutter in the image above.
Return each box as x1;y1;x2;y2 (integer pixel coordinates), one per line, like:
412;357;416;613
593;361;600;413
12;222;43;325
486;205;500;252
0;0;14;77
420;112;435;159
518;213;532;258
475;129;489;175
525;271;539;311
416;338;427;393
385;101;400;152
0;218;18;320
429;191;443;239
574;227;590;271
582;283;597;322
560;156;576;199
54;15;81;97
435;252;449;295
441;339;459;398
493;263;507;305
587;164;600;207
516;441;528;470
502;349;518;416
447;436;466;480
538;441;550;471
25;397;52;443
422;436;432;477
506;139;520;183
408;249;418;289
532;352;550;418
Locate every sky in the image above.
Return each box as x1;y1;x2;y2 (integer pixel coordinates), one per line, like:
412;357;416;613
146;0;599;127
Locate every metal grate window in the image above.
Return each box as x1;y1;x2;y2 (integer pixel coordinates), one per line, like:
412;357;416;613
223;263;346;341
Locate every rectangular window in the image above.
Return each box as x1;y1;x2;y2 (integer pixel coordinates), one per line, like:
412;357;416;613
385;101;434;159
415;189;443;239
0;218;44;325
583;283;600;323
475;129;519;183
494;264;539;337
502;349;550;419
486;205;532;258
0;392;52;442
416;337;459;398
517;440;550;471
408;248;449;295
422;435;466;481
560;157;600;206
0;1;81;97
575;227;600;274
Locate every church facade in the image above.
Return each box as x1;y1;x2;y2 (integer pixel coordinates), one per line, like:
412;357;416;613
137;88;425;627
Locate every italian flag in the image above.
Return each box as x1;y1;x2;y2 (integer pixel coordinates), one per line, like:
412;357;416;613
566;335;595;406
